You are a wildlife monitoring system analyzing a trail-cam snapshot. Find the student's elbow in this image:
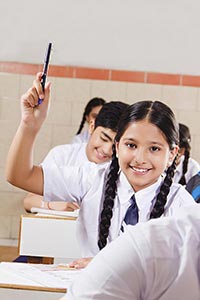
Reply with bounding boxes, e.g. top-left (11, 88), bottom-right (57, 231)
top-left (5, 168), bottom-right (18, 186)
